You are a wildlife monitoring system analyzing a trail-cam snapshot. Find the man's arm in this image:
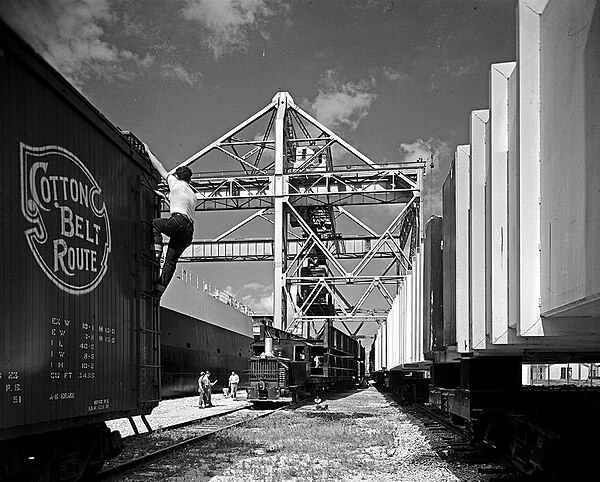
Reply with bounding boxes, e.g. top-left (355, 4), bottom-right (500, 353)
top-left (143, 142), bottom-right (169, 180)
